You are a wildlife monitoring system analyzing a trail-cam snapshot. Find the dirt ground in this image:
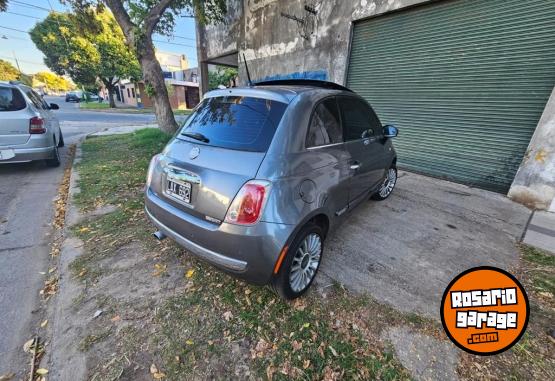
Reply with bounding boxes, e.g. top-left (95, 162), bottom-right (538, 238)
top-left (41, 130), bottom-right (554, 381)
